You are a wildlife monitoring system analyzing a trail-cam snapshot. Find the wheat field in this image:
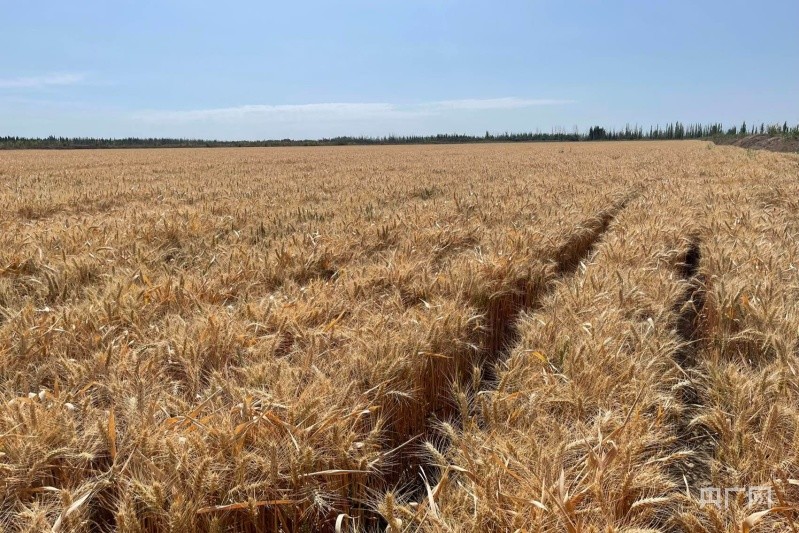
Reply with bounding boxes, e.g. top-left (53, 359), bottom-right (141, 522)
top-left (1, 142), bottom-right (798, 532)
